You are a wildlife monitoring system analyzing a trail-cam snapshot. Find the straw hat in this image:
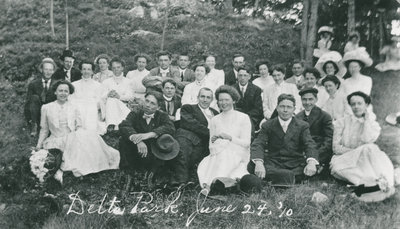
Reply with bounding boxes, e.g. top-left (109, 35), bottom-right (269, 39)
top-left (38, 57), bottom-right (57, 72)
top-left (341, 47), bottom-right (373, 67)
top-left (318, 26), bottom-right (334, 34)
top-left (385, 112), bottom-right (400, 126)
